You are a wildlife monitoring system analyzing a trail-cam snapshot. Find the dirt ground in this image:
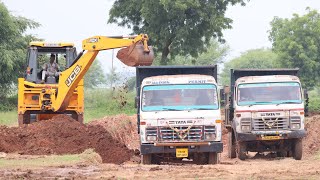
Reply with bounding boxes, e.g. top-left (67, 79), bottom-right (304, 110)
top-left (0, 114), bottom-right (319, 179)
